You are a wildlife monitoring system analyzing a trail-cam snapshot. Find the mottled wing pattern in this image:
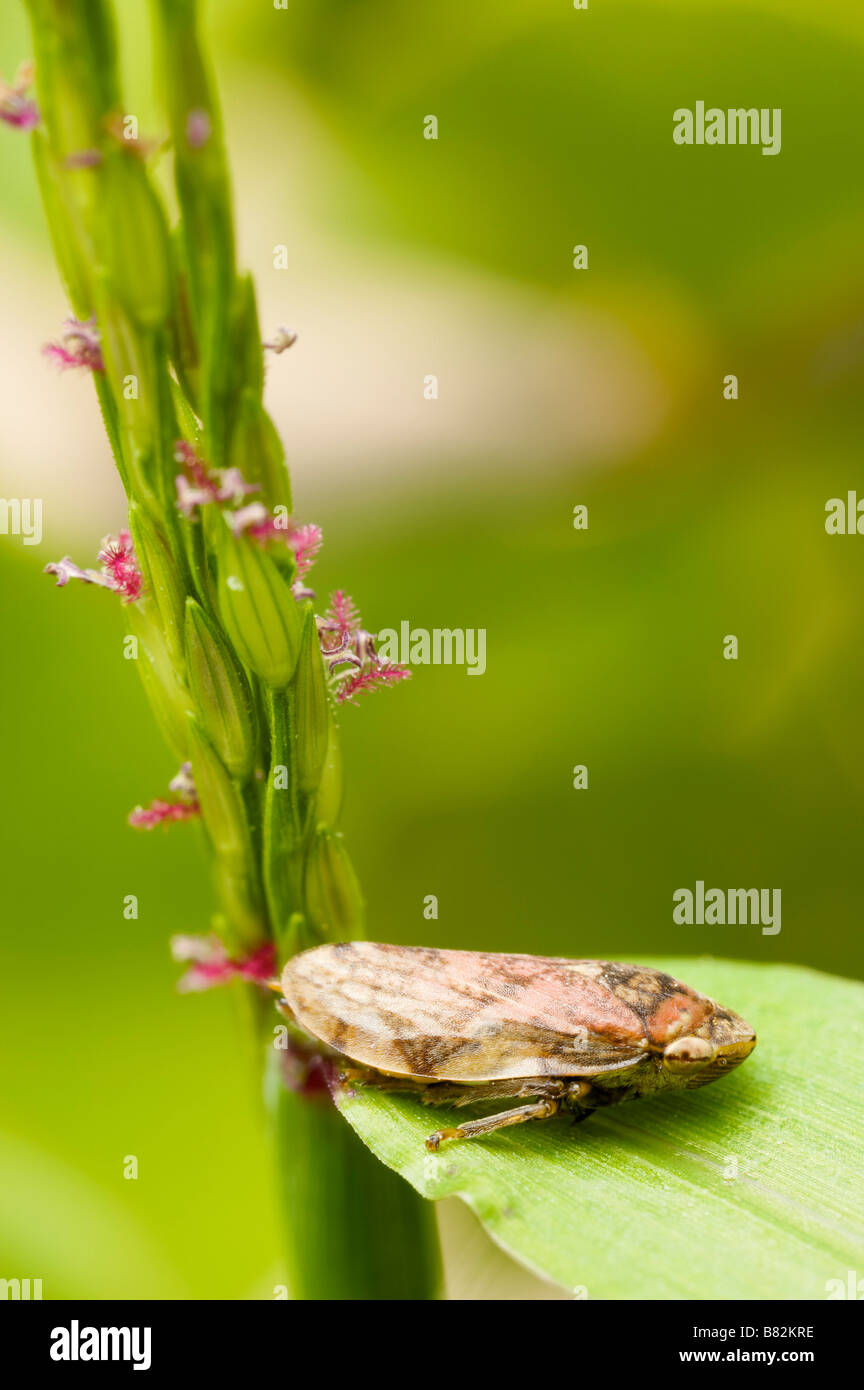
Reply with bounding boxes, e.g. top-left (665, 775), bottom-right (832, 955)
top-left (279, 943), bottom-right (704, 1081)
